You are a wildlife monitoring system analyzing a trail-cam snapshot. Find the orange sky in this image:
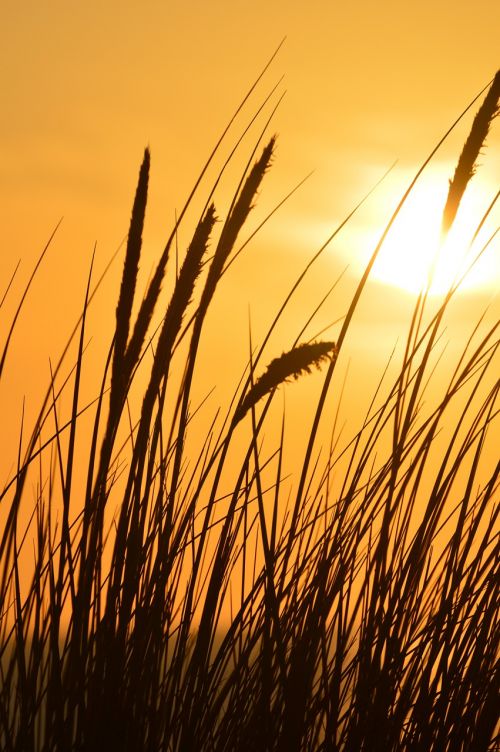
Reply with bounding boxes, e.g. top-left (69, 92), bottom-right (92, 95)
top-left (1, 2), bottom-right (499, 493)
